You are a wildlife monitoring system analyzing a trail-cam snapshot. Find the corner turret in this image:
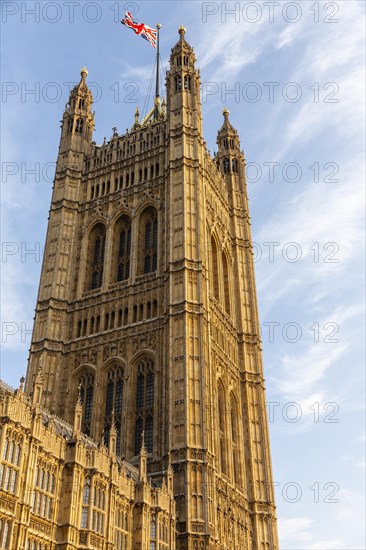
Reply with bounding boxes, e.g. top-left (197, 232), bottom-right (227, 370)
top-left (216, 108), bottom-right (245, 196)
top-left (59, 67), bottom-right (95, 156)
top-left (166, 27), bottom-right (202, 133)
